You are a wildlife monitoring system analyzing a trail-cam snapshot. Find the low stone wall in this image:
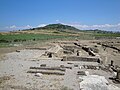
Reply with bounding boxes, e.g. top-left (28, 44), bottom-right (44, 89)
top-left (26, 47), bottom-right (48, 50)
top-left (27, 71), bottom-right (65, 75)
top-left (63, 56), bottom-right (100, 62)
top-left (30, 67), bottom-right (66, 72)
top-left (101, 44), bottom-right (120, 52)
